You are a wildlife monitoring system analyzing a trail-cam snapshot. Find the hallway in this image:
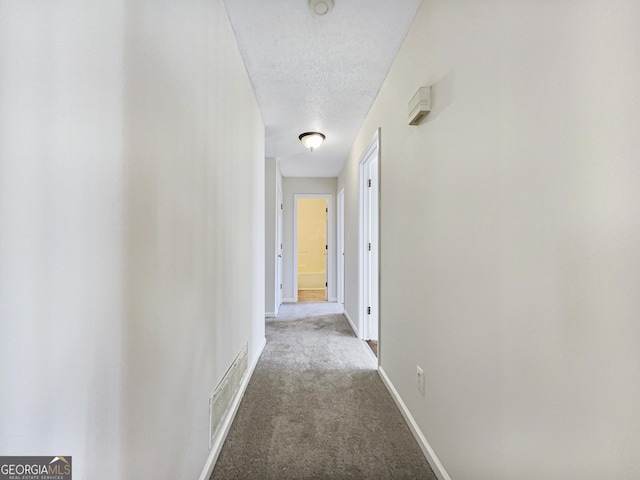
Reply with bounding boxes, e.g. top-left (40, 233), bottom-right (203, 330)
top-left (3, 1), bottom-right (639, 479)
top-left (211, 303), bottom-right (436, 479)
